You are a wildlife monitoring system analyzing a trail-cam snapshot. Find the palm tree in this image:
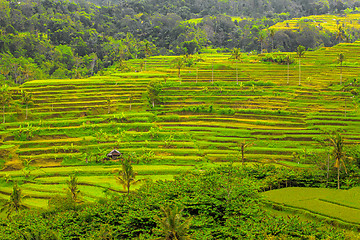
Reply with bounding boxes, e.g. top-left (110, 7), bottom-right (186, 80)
top-left (155, 206), bottom-right (192, 240)
top-left (21, 90), bottom-right (33, 120)
top-left (237, 140), bottom-right (253, 165)
top-left (193, 54), bottom-right (204, 83)
top-left (284, 54), bottom-right (293, 84)
top-left (66, 174), bottom-right (81, 203)
top-left (0, 182), bottom-right (28, 218)
top-left (106, 96), bottom-right (111, 114)
top-left (229, 48), bottom-right (242, 85)
top-left (128, 94), bottom-right (134, 111)
top-left (211, 61), bottom-right (214, 84)
top-left (144, 41), bottom-right (152, 71)
top-left (328, 132), bottom-right (347, 189)
top-left (336, 26), bottom-right (344, 44)
top-left (171, 57), bottom-right (184, 84)
top-left (115, 158), bottom-right (141, 194)
top-left (0, 84), bottom-right (13, 123)
top-left (338, 53), bottom-right (345, 85)
top-left (258, 30), bottom-right (267, 54)
top-left (297, 45), bottom-right (306, 86)
top-left (268, 28), bottom-right (276, 52)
